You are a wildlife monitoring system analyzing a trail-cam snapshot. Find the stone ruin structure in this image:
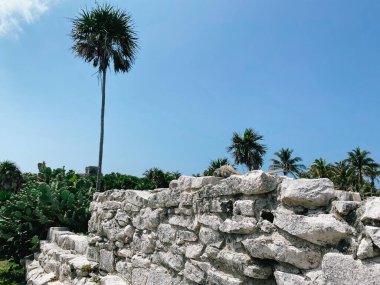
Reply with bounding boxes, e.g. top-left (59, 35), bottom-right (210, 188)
top-left (26, 171), bottom-right (380, 284)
